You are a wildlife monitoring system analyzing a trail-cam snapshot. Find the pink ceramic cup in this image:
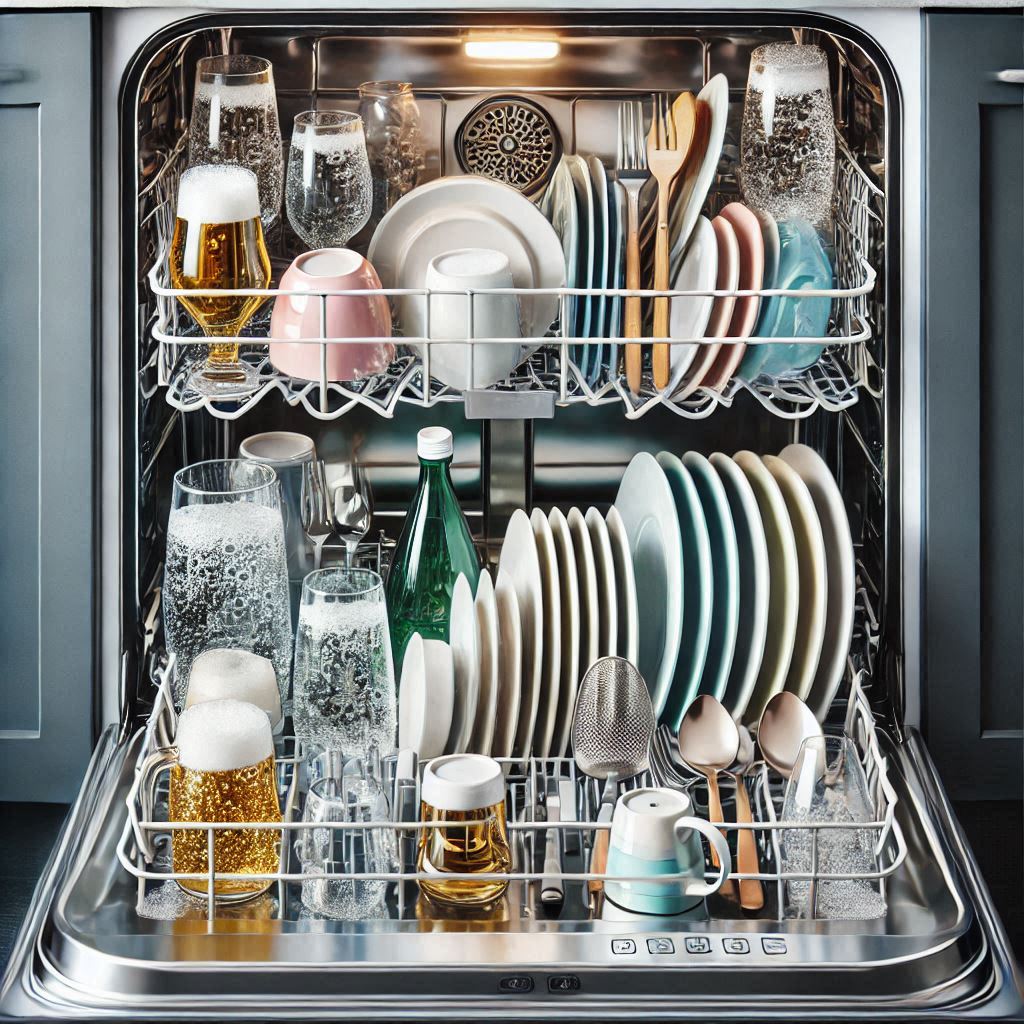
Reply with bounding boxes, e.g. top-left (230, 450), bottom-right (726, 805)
top-left (269, 248), bottom-right (394, 382)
